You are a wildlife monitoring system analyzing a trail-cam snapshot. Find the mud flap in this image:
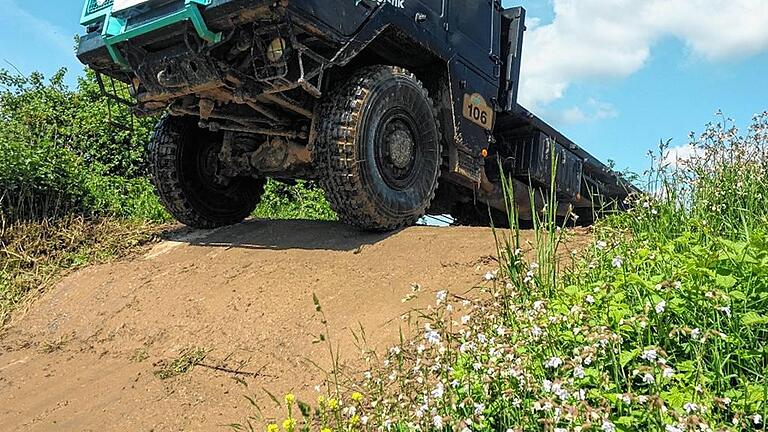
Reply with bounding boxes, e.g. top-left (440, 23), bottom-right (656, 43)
top-left (446, 59), bottom-right (499, 185)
